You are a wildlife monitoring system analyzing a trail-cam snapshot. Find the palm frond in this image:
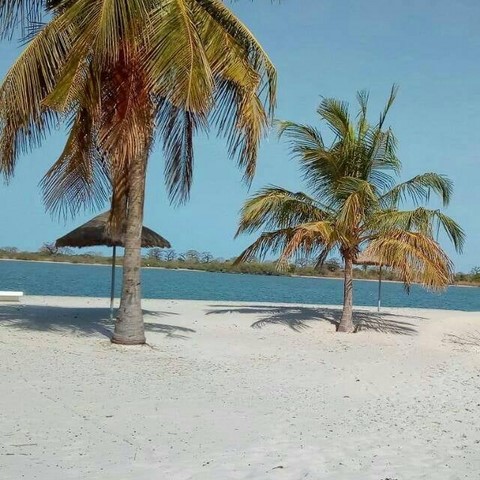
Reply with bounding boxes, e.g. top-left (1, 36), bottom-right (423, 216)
top-left (144, 0), bottom-right (213, 113)
top-left (366, 208), bottom-right (465, 253)
top-left (228, 88), bottom-right (268, 182)
top-left (317, 97), bottom-right (353, 140)
top-left (314, 245), bottom-right (333, 269)
top-left (335, 179), bottom-right (378, 236)
top-left (335, 177), bottom-right (379, 204)
top-left (377, 84), bottom-right (398, 130)
top-left (157, 99), bottom-right (206, 204)
top-left (99, 0), bottom-right (151, 55)
top-left (279, 221), bottom-right (335, 265)
top-left (276, 120), bottom-right (343, 203)
top-left (366, 128), bottom-right (400, 172)
top-left (234, 228), bottom-right (296, 264)
top-left (365, 230), bottom-right (453, 290)
top-left (366, 208), bottom-right (435, 237)
top-left (381, 172), bottom-right (453, 208)
top-left (194, 0), bottom-right (277, 115)
top-left (196, 3), bottom-right (271, 182)
top-left (0, 14), bottom-right (73, 178)
top-left (355, 89), bottom-right (369, 138)
top-left (40, 108), bottom-right (111, 219)
top-left (276, 120), bottom-right (324, 150)
top-left (433, 210), bottom-right (465, 252)
top-left (0, 0), bottom-right (47, 39)
top-left (236, 186), bottom-right (329, 236)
